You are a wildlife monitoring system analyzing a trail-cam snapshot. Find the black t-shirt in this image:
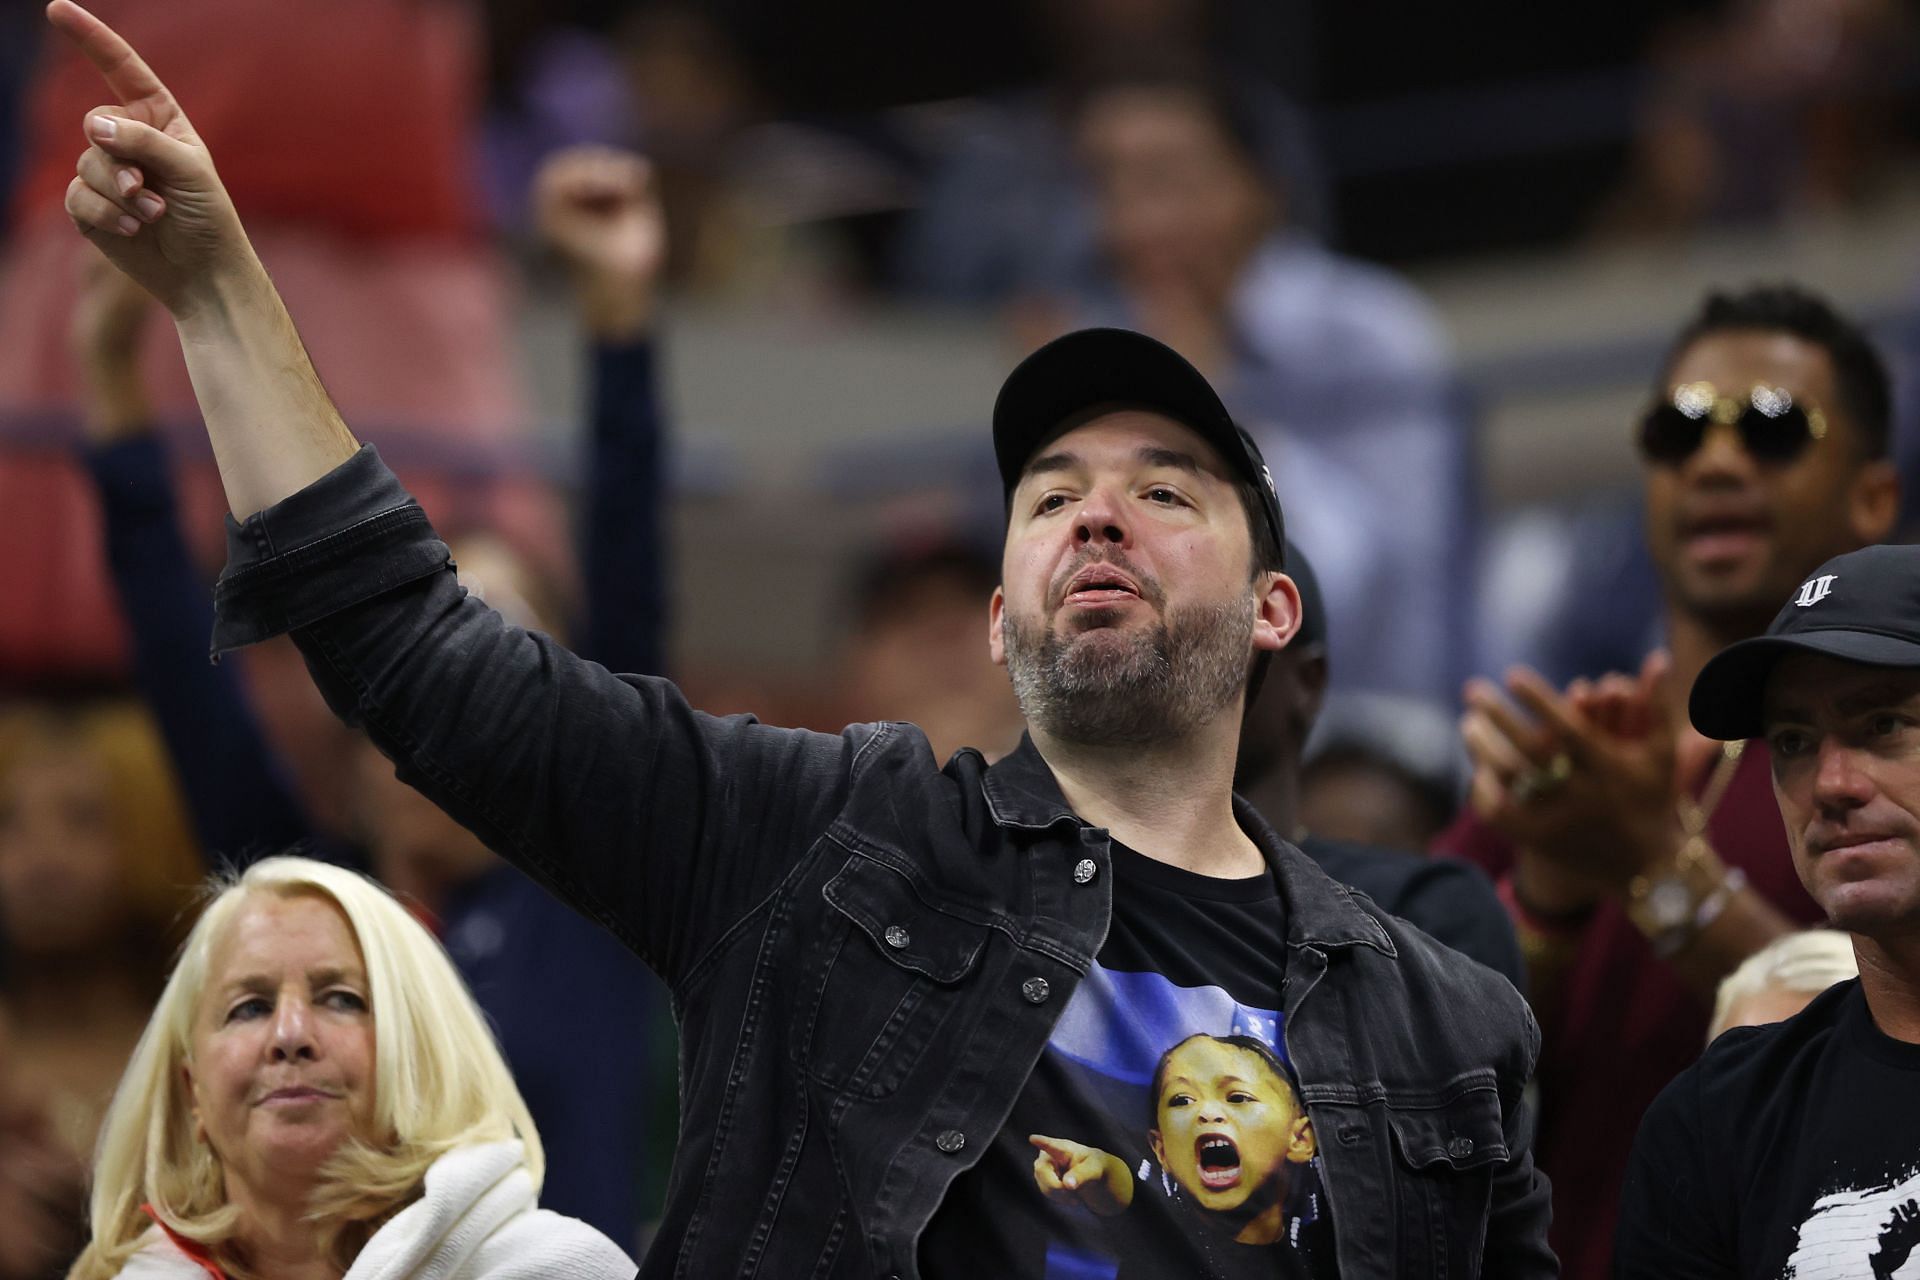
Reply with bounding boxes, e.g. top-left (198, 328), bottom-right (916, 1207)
top-left (1616, 978), bottom-right (1920, 1278)
top-left (920, 841), bottom-right (1337, 1279)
